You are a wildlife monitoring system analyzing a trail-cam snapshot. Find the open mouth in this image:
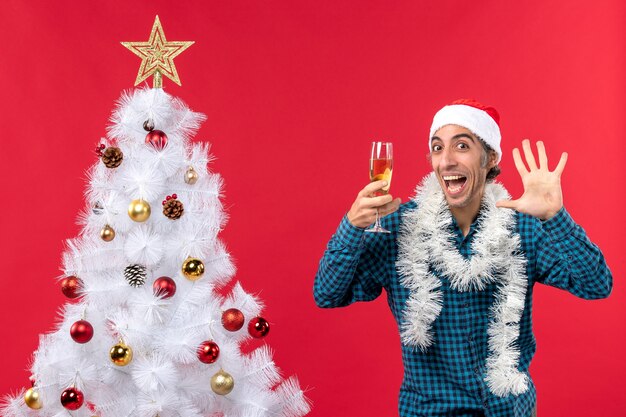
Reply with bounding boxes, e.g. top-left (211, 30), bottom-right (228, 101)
top-left (442, 175), bottom-right (467, 194)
